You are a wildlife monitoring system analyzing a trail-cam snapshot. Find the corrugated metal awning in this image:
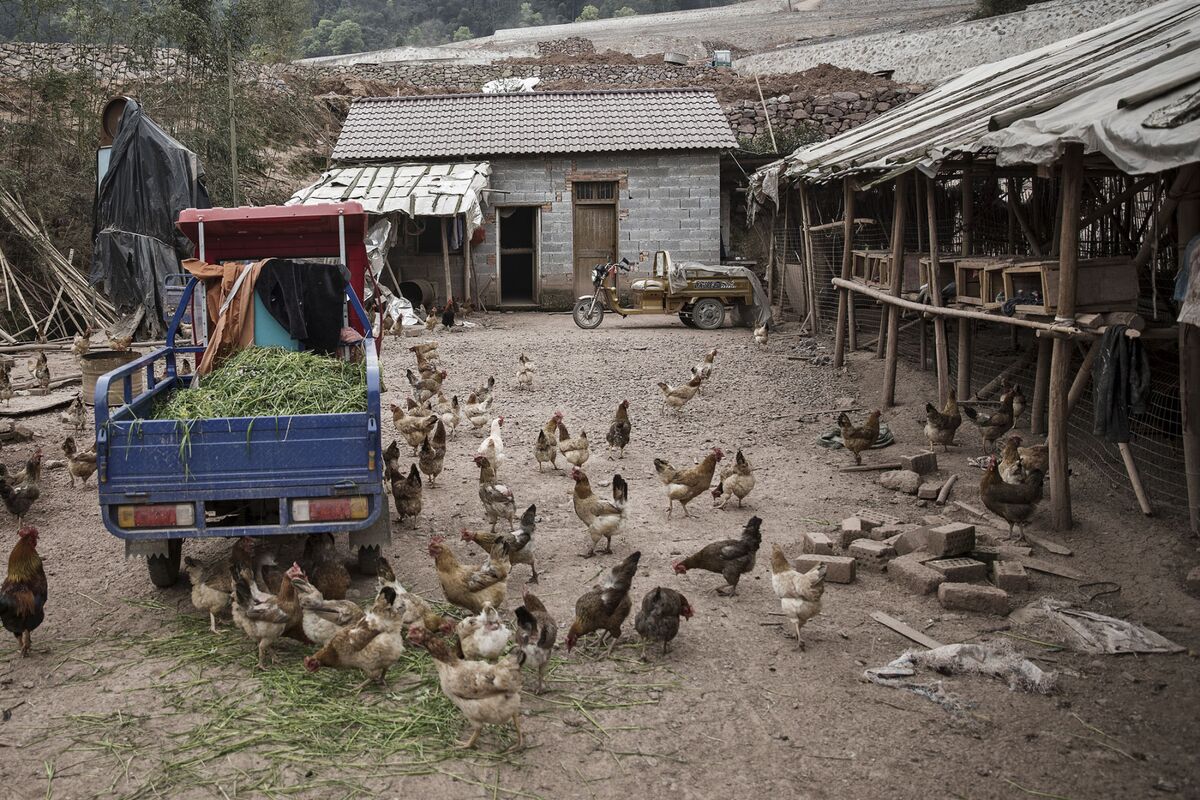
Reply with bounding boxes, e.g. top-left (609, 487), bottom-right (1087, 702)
top-left (287, 162), bottom-right (491, 230)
